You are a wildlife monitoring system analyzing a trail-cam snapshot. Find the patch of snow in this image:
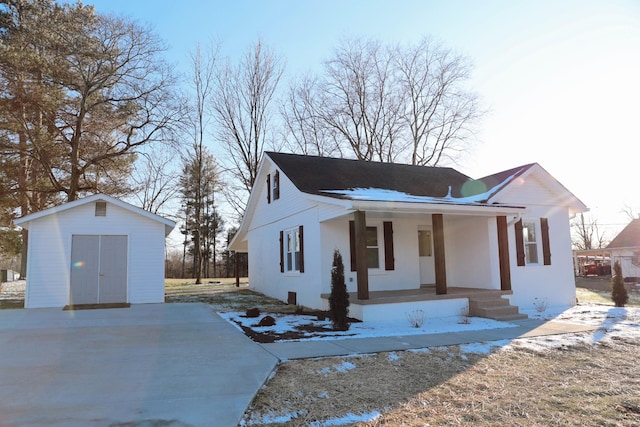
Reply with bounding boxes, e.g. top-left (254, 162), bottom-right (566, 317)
top-left (218, 312), bottom-right (518, 342)
top-left (319, 170), bottom-right (521, 206)
top-left (308, 411), bottom-right (382, 427)
top-left (460, 339), bottom-right (511, 355)
top-left (388, 352), bottom-right (400, 361)
top-left (241, 409), bottom-right (308, 426)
